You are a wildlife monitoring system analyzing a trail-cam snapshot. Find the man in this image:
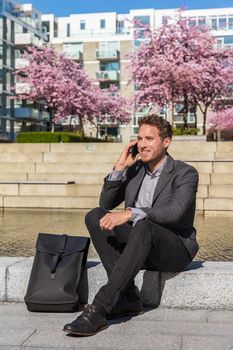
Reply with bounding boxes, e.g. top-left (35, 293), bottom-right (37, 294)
top-left (64, 114), bottom-right (199, 336)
